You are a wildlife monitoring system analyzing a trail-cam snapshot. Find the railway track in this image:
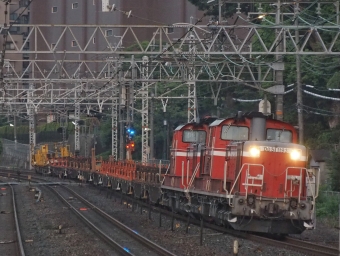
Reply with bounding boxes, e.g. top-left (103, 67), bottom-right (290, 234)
top-left (91, 185), bottom-right (340, 256)
top-left (0, 182), bottom-right (25, 256)
top-left (283, 236), bottom-right (339, 256)
top-left (1, 169), bottom-right (339, 256)
top-left (79, 184), bottom-right (340, 256)
top-left (46, 184), bottom-right (176, 256)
